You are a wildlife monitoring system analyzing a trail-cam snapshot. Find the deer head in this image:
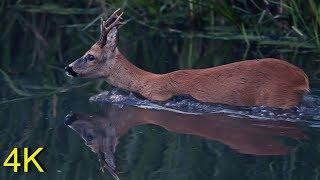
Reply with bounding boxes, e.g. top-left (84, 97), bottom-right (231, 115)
top-left (65, 9), bottom-right (125, 78)
top-left (65, 112), bottom-right (119, 179)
